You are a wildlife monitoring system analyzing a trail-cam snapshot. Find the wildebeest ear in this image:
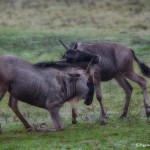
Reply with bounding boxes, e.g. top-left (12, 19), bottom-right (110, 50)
top-left (73, 43), bottom-right (78, 50)
top-left (68, 73), bottom-right (81, 78)
top-left (69, 42), bottom-right (78, 50)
